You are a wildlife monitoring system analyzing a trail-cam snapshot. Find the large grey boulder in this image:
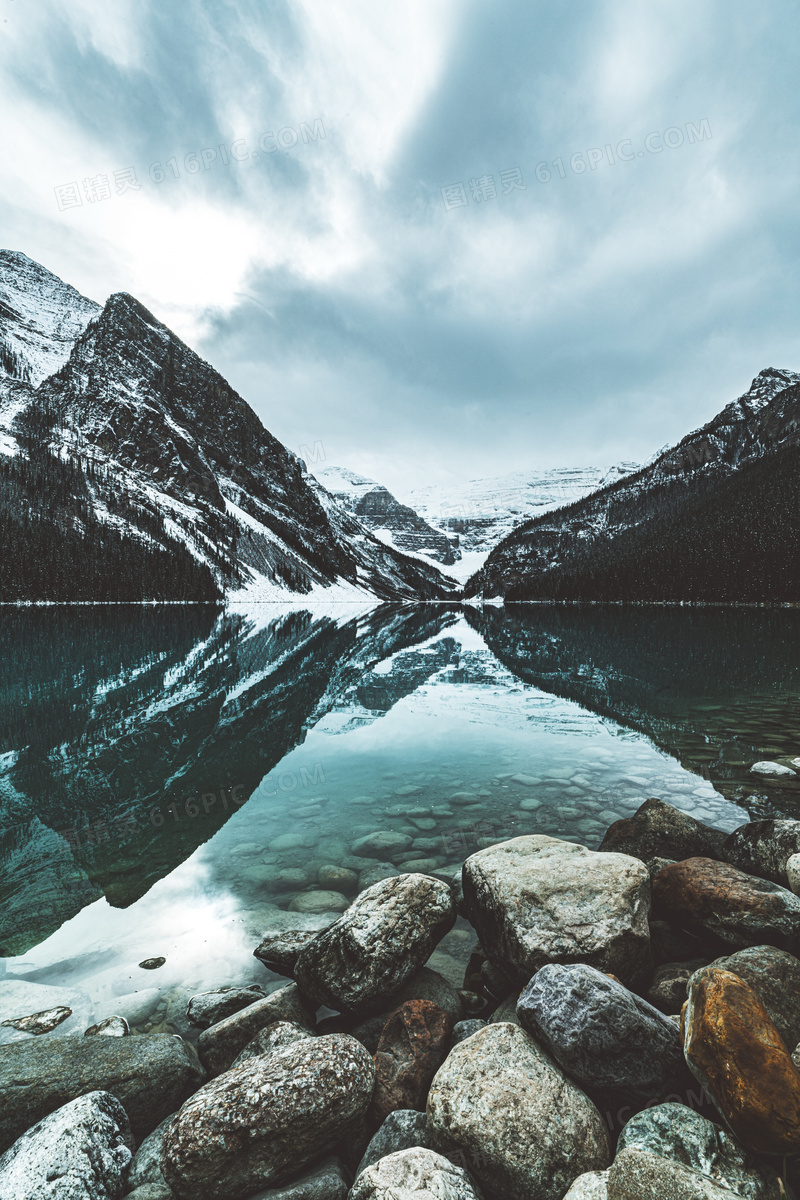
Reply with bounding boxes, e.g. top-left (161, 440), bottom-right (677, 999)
top-left (230, 1020), bottom-right (313, 1068)
top-left (350, 1148), bottom-right (484, 1199)
top-left (599, 799), bottom-right (727, 864)
top-left (0, 1033), bottom-right (204, 1153)
top-left (293, 875), bottom-right (455, 1017)
top-left (128, 1112), bottom-right (175, 1193)
top-left (161, 1034), bottom-right (374, 1199)
top-left (426, 1022), bottom-right (610, 1200)
top-left (463, 837), bottom-right (652, 986)
top-left (607, 1147), bottom-right (754, 1199)
top-left (355, 1110), bottom-right (433, 1180)
top-left (516, 964), bottom-right (685, 1108)
top-left (696, 945), bottom-right (800, 1051)
top-left (197, 983), bottom-right (315, 1076)
top-left (723, 819), bottom-right (800, 886)
top-left (186, 984), bottom-right (265, 1029)
top-left (616, 1103), bottom-right (781, 1199)
top-left (0, 1090), bottom-right (132, 1200)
